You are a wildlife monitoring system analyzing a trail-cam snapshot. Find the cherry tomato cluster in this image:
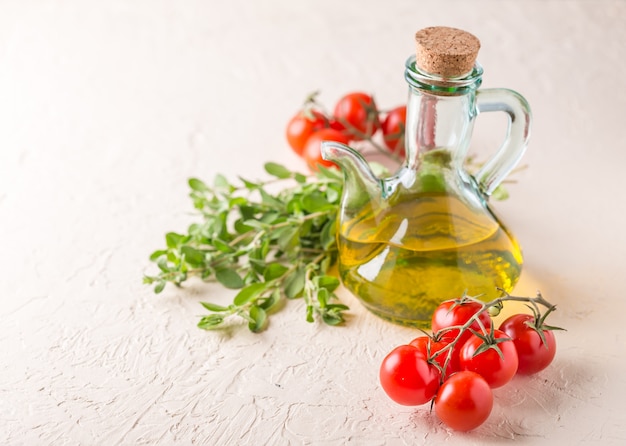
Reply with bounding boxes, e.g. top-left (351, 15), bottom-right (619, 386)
top-left (285, 92), bottom-right (407, 170)
top-left (379, 296), bottom-right (560, 432)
